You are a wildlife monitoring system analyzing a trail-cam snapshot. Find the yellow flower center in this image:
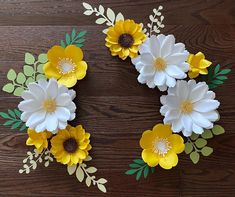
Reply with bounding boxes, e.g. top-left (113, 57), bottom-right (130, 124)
top-left (181, 100), bottom-right (193, 113)
top-left (63, 138), bottom-right (78, 153)
top-left (153, 138), bottom-right (171, 156)
top-left (43, 99), bottom-right (56, 113)
top-left (58, 58), bottom-right (76, 74)
top-left (154, 58), bottom-right (166, 71)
